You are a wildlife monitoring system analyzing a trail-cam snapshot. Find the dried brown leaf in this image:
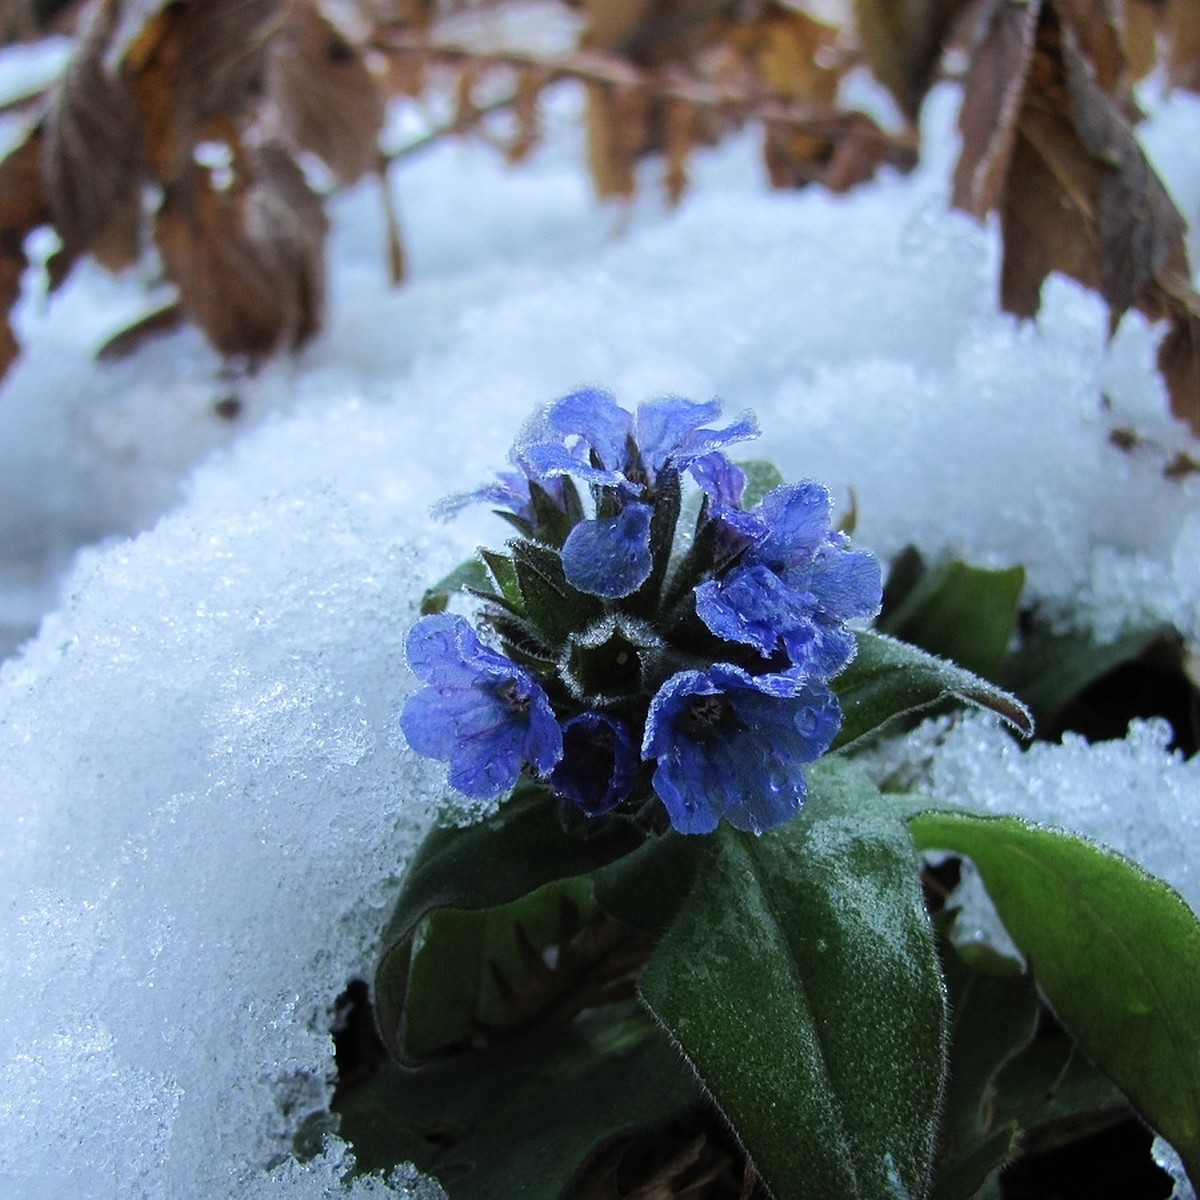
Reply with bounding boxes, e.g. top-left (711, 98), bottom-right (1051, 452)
top-left (267, 0), bottom-right (385, 185)
top-left (580, 0), bottom-right (657, 53)
top-left (451, 61), bottom-right (483, 131)
top-left (662, 95), bottom-right (692, 205)
top-left (0, 123), bottom-right (51, 381)
top-left (955, 0), bottom-right (1200, 434)
top-left (952, 0), bottom-right (1041, 216)
top-left (124, 0), bottom-right (287, 182)
top-left (377, 162), bottom-right (406, 285)
top-left (854, 0), bottom-right (971, 123)
top-left (95, 298), bottom-right (183, 360)
top-left (1120, 0), bottom-right (1161, 80)
top-left (1117, 0), bottom-right (1200, 90)
top-left (732, 4), bottom-right (845, 189)
top-left (505, 64), bottom-right (546, 165)
top-left (42, 1), bottom-right (142, 255)
top-left (1055, 0), bottom-right (1127, 93)
top-left (585, 80), bottom-right (648, 199)
top-left (1162, 0), bottom-right (1200, 90)
top-left (153, 142), bottom-right (327, 359)
top-left (742, 4), bottom-right (841, 101)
